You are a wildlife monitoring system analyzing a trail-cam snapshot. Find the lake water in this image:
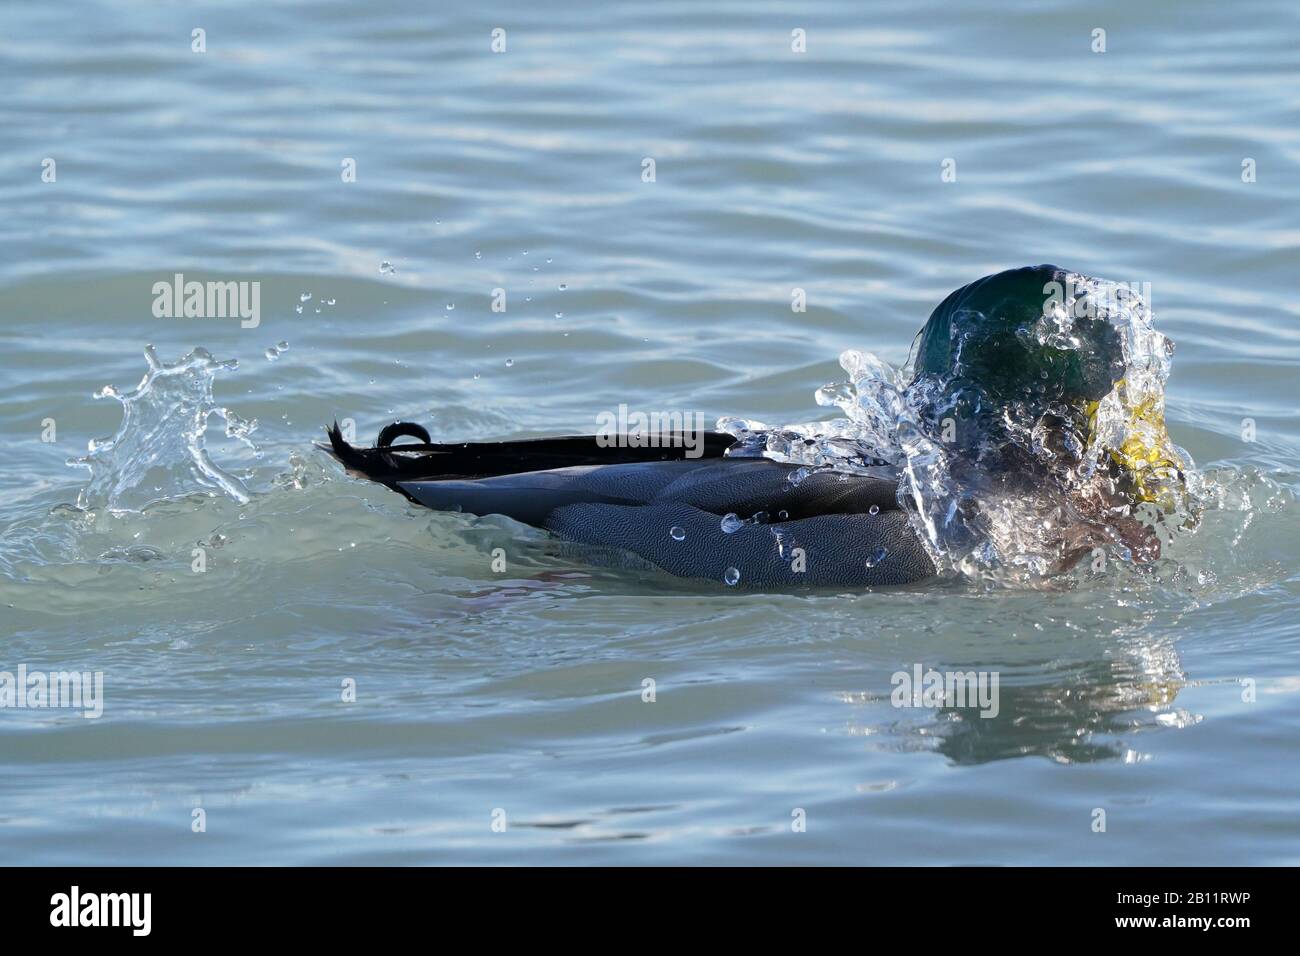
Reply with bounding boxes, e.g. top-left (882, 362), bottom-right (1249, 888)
top-left (1, 0), bottom-right (1298, 865)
